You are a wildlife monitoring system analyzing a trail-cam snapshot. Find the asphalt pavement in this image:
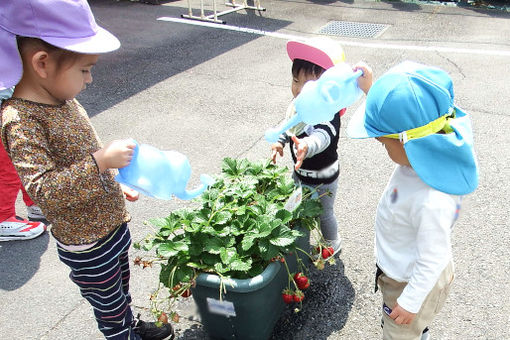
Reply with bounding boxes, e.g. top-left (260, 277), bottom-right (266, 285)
top-left (1, 0), bottom-right (509, 339)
